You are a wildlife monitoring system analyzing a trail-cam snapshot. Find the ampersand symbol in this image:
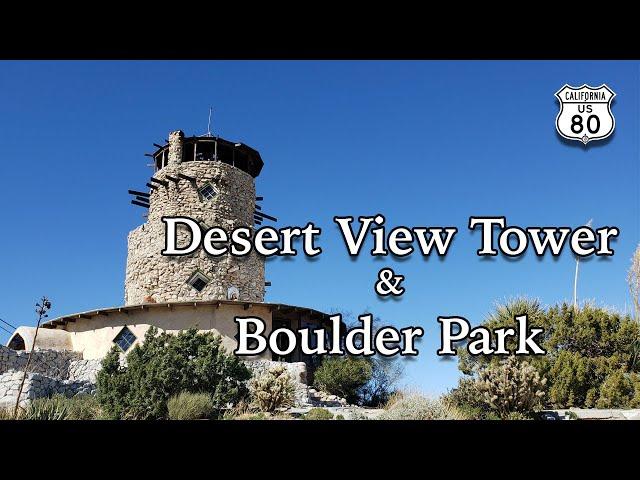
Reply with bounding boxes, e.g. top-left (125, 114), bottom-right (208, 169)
top-left (375, 268), bottom-right (405, 297)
